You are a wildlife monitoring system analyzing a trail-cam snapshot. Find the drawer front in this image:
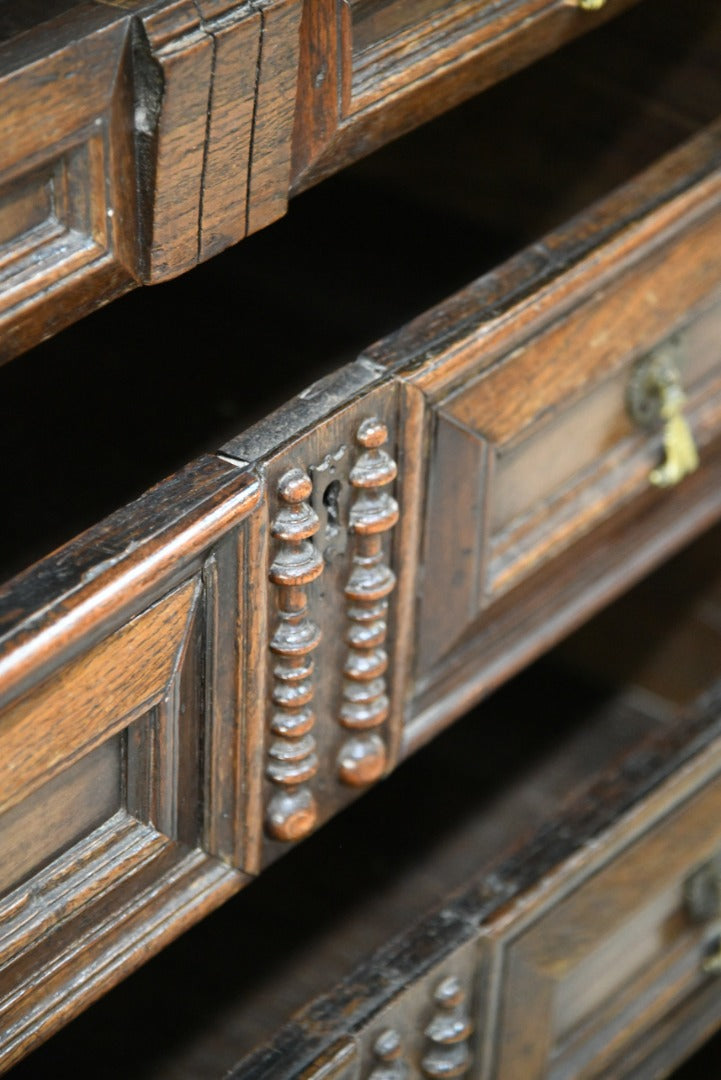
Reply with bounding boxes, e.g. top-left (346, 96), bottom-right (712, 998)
top-left (6, 16), bottom-right (721, 1066)
top-left (235, 937), bottom-right (480, 1080)
top-left (444, 292), bottom-right (721, 613)
top-left (0, 1), bottom-right (302, 361)
top-left (222, 376), bottom-right (416, 870)
top-left (292, 0), bottom-right (640, 189)
top-left (351, 944), bottom-right (478, 1080)
top-left (496, 771), bottom-right (721, 1079)
top-left (0, 9), bottom-right (136, 362)
top-left (359, 120), bottom-right (721, 704)
top-left (0, 459), bottom-right (261, 1068)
